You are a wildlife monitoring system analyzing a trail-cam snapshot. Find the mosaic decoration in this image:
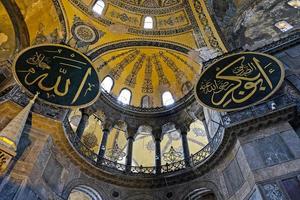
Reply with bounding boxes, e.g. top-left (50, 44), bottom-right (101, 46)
top-left (166, 50), bottom-right (196, 73)
top-left (193, 0), bottom-right (223, 52)
top-left (125, 54), bottom-right (146, 87)
top-left (195, 52), bottom-right (285, 111)
top-left (98, 49), bottom-right (136, 71)
top-left (105, 143), bottom-right (126, 162)
top-left (142, 57), bottom-right (154, 93)
top-left (146, 140), bottom-right (155, 152)
top-left (122, 0), bottom-right (181, 8)
top-left (163, 146), bottom-right (183, 163)
top-left (159, 51), bottom-right (186, 84)
top-left (32, 23), bottom-right (62, 45)
top-left (110, 50), bottom-right (140, 79)
top-left (13, 44), bottom-right (100, 108)
top-left (82, 132), bottom-right (98, 149)
top-left (153, 53), bottom-right (170, 86)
